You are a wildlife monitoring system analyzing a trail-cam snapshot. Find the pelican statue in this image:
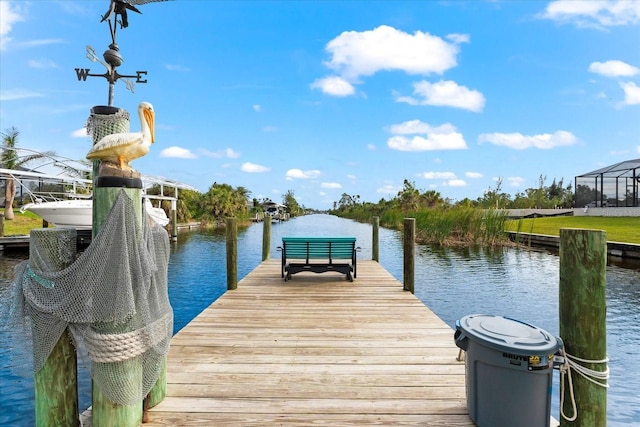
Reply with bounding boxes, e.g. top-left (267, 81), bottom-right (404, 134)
top-left (87, 101), bottom-right (155, 171)
top-left (100, 0), bottom-right (170, 29)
